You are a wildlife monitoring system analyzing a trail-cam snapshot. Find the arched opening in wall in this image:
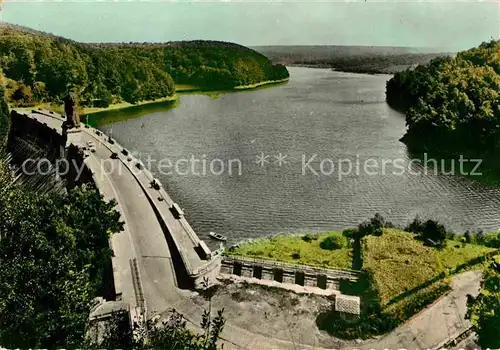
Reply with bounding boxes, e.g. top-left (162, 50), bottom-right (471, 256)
top-left (274, 269), bottom-right (283, 283)
top-left (253, 265), bottom-right (262, 279)
top-left (295, 271), bottom-right (305, 286)
top-left (317, 274), bottom-right (327, 289)
top-left (233, 262), bottom-right (242, 276)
